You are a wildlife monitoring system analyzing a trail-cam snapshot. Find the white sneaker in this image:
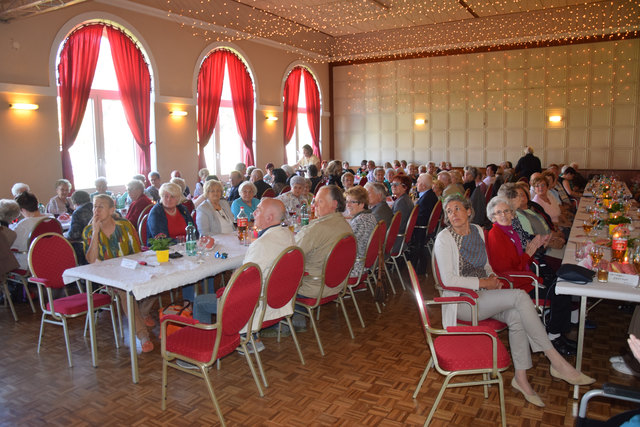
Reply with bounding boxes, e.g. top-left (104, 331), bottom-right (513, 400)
top-left (176, 359), bottom-right (198, 370)
top-left (609, 355), bottom-right (624, 364)
top-left (612, 361), bottom-right (634, 376)
top-left (237, 340), bottom-right (265, 355)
